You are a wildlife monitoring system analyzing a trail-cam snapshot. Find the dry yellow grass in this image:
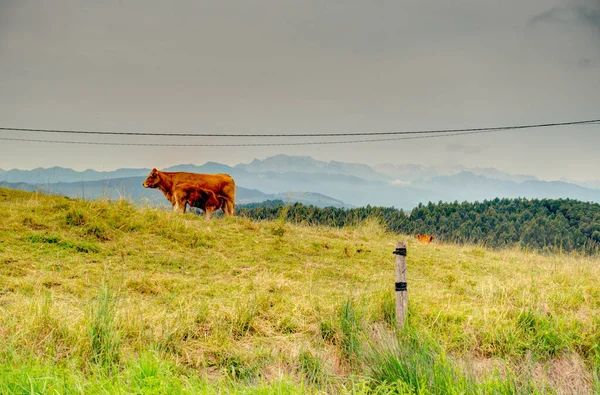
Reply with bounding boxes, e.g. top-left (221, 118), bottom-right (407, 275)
top-left (0, 188), bottom-right (598, 393)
